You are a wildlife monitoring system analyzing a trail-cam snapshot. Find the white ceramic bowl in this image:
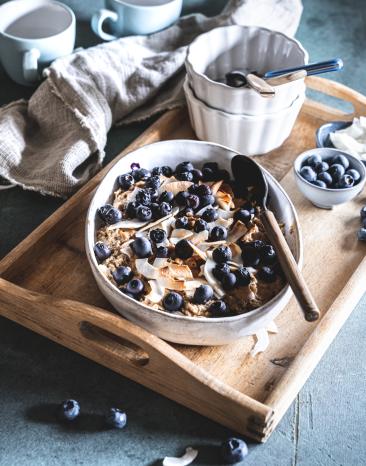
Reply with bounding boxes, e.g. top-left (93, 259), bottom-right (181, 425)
top-left (86, 140), bottom-right (303, 345)
top-left (184, 77), bottom-right (305, 156)
top-left (294, 148), bottom-right (366, 209)
top-left (185, 25), bottom-right (308, 116)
